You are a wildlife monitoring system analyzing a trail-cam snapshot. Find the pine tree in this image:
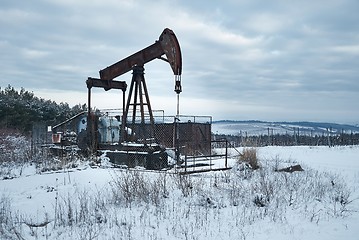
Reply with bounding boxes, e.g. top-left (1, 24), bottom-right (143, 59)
top-left (0, 85), bottom-right (86, 133)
